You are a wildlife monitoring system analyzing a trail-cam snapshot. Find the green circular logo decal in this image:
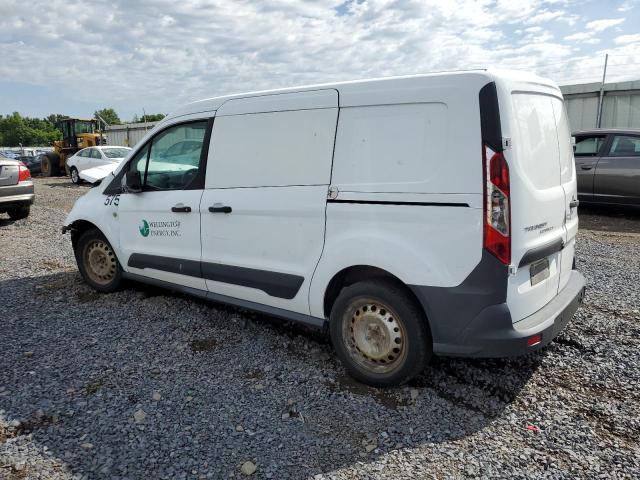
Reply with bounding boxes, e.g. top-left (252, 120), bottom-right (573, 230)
top-left (139, 219), bottom-right (150, 237)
